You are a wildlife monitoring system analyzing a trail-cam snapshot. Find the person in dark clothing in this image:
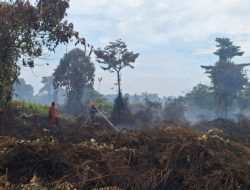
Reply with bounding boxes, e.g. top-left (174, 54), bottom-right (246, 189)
top-left (90, 104), bottom-right (98, 124)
